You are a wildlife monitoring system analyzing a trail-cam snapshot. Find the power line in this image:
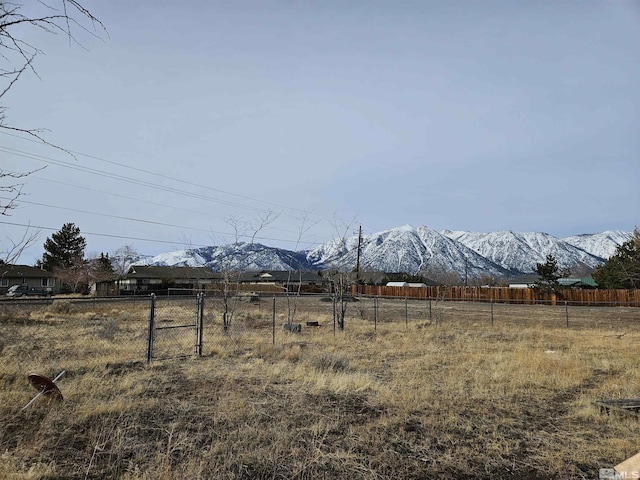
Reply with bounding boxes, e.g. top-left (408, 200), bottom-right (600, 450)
top-left (0, 220), bottom-right (211, 248)
top-left (0, 130), bottom-right (330, 221)
top-left (0, 195), bottom-right (322, 246)
top-left (28, 175), bottom-right (318, 240)
top-left (0, 145), bottom-right (275, 213)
